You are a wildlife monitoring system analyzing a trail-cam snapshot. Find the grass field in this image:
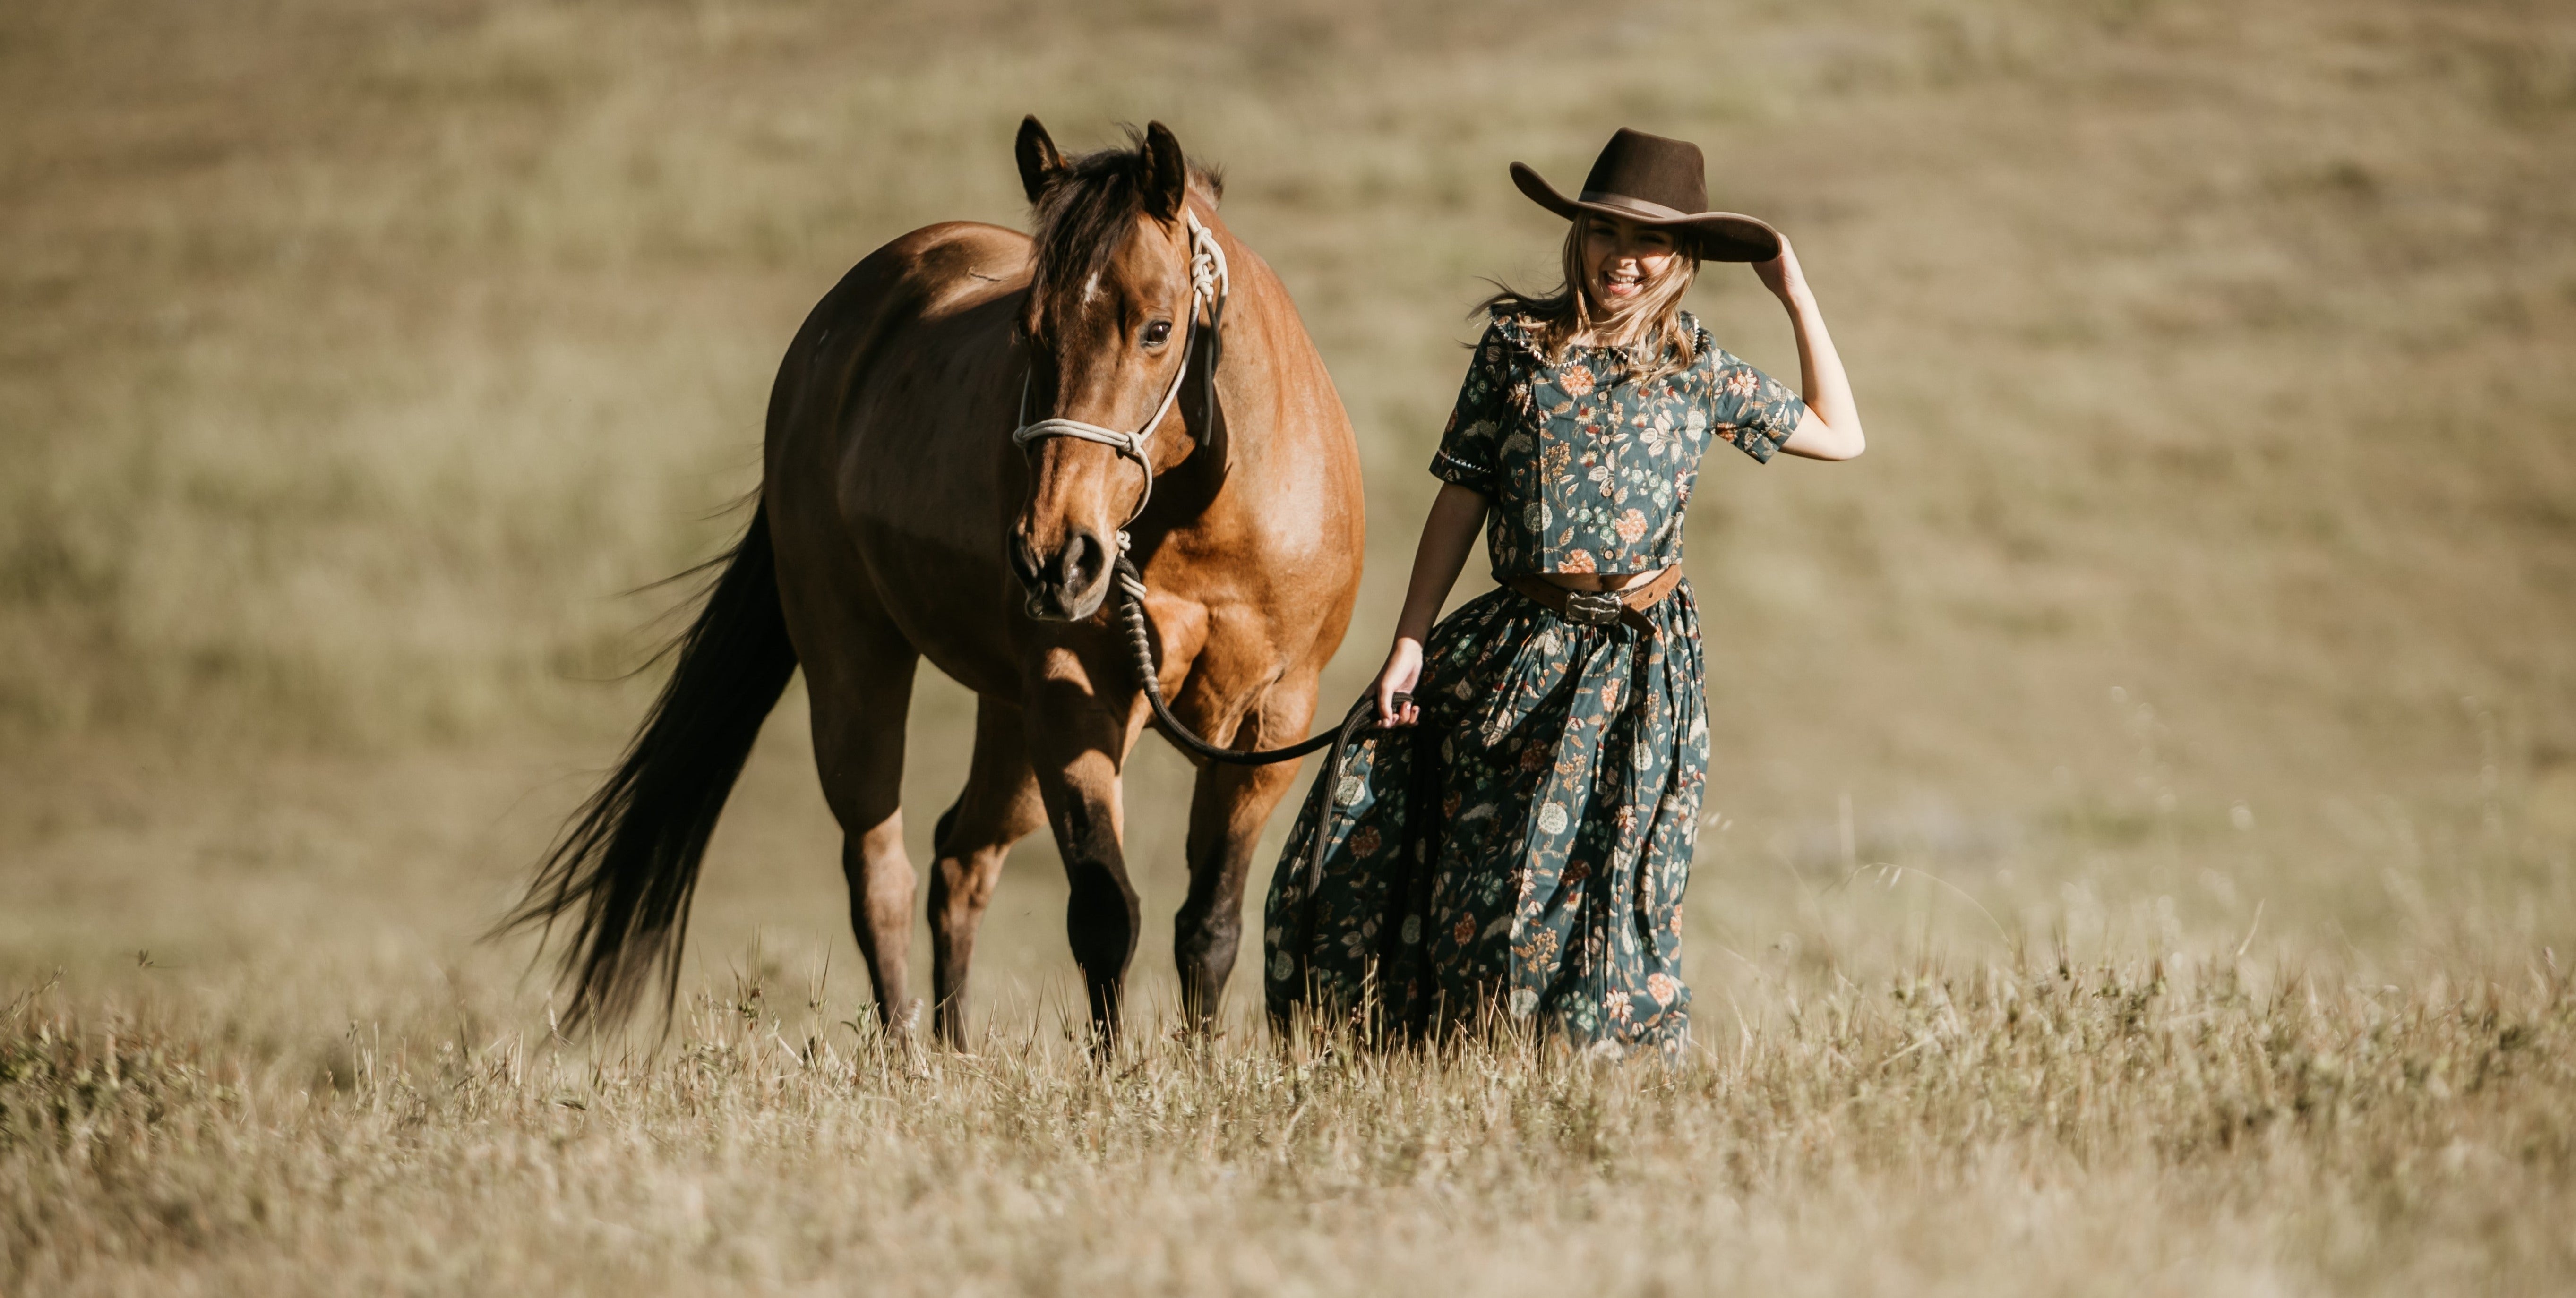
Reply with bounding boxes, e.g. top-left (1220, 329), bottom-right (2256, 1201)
top-left (4, 0), bottom-right (2574, 1291)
